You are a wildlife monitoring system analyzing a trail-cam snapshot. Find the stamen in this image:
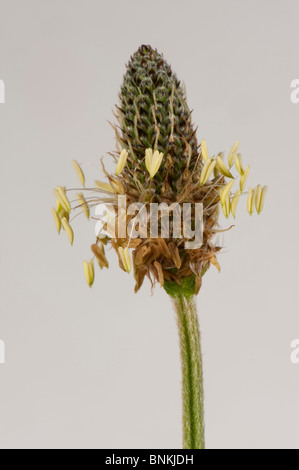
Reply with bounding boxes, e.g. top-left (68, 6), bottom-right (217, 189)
top-left (115, 149), bottom-right (128, 175)
top-left (216, 156), bottom-right (234, 178)
top-left (231, 190), bottom-right (241, 218)
top-left (76, 193), bottom-right (90, 219)
top-left (118, 247), bottom-right (131, 273)
top-left (256, 185), bottom-right (268, 214)
top-left (234, 154), bottom-right (244, 175)
top-left (61, 217), bottom-right (74, 245)
top-left (220, 180), bottom-right (235, 206)
top-left (201, 139), bottom-right (209, 162)
top-left (240, 165), bottom-right (250, 192)
top-left (200, 159), bottom-right (217, 185)
top-left (95, 181), bottom-right (116, 193)
top-left (53, 186), bottom-right (71, 213)
top-left (247, 187), bottom-right (255, 215)
top-left (72, 160), bottom-right (85, 187)
top-left (51, 208), bottom-right (61, 233)
top-left (228, 141), bottom-right (240, 167)
top-left (83, 259), bottom-right (94, 287)
top-left (145, 148), bottom-right (164, 178)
